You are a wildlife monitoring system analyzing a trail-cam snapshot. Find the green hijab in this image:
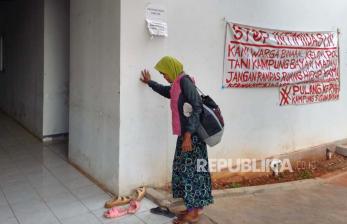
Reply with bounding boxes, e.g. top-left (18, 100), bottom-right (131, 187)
top-left (154, 56), bottom-right (184, 82)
